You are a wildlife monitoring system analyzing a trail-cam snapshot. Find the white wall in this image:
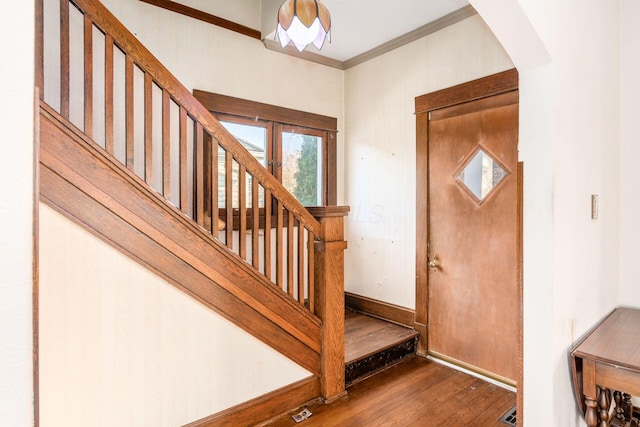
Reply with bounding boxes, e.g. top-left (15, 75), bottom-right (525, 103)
top-left (346, 1), bottom-right (627, 426)
top-left (39, 205), bottom-right (310, 426)
top-left (471, 0), bottom-right (623, 426)
top-left (343, 15), bottom-right (513, 308)
top-left (620, 0), bottom-right (640, 308)
top-left (0, 2), bottom-right (34, 426)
